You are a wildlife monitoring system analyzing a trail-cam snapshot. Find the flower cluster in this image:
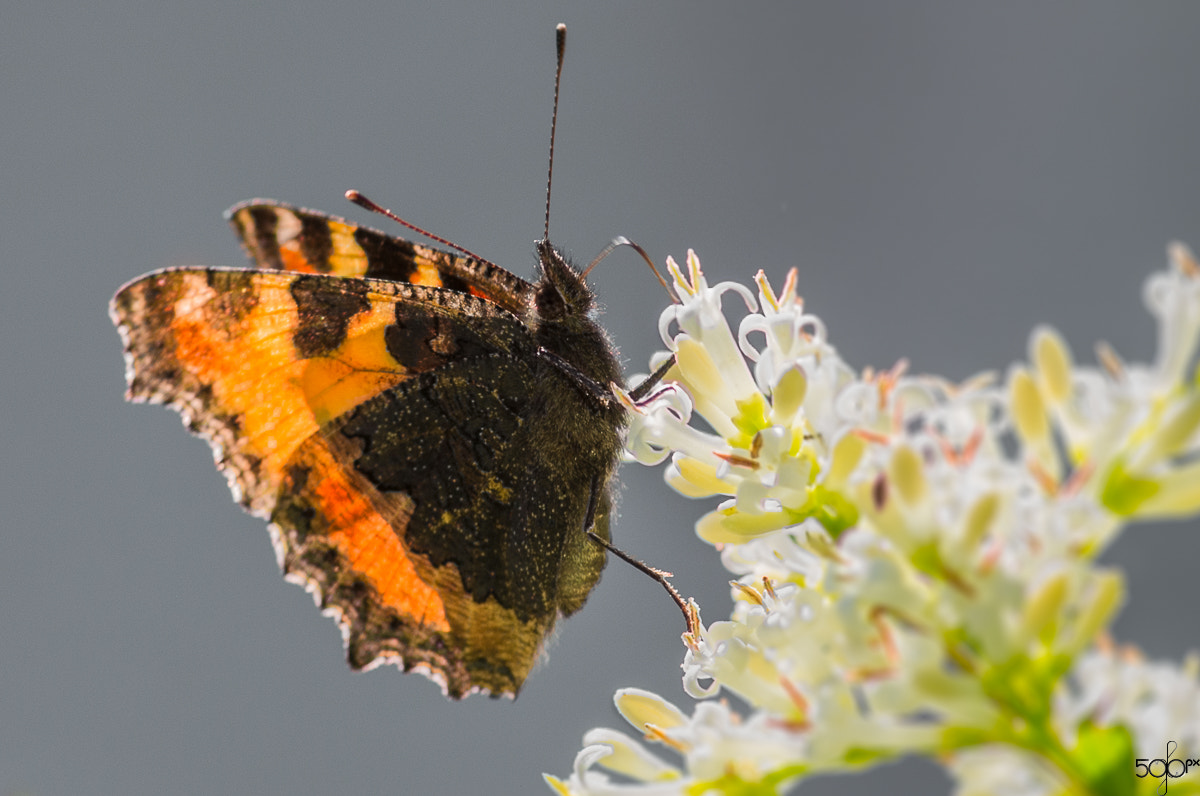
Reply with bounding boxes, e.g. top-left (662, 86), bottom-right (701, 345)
top-left (546, 246), bottom-right (1200, 795)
